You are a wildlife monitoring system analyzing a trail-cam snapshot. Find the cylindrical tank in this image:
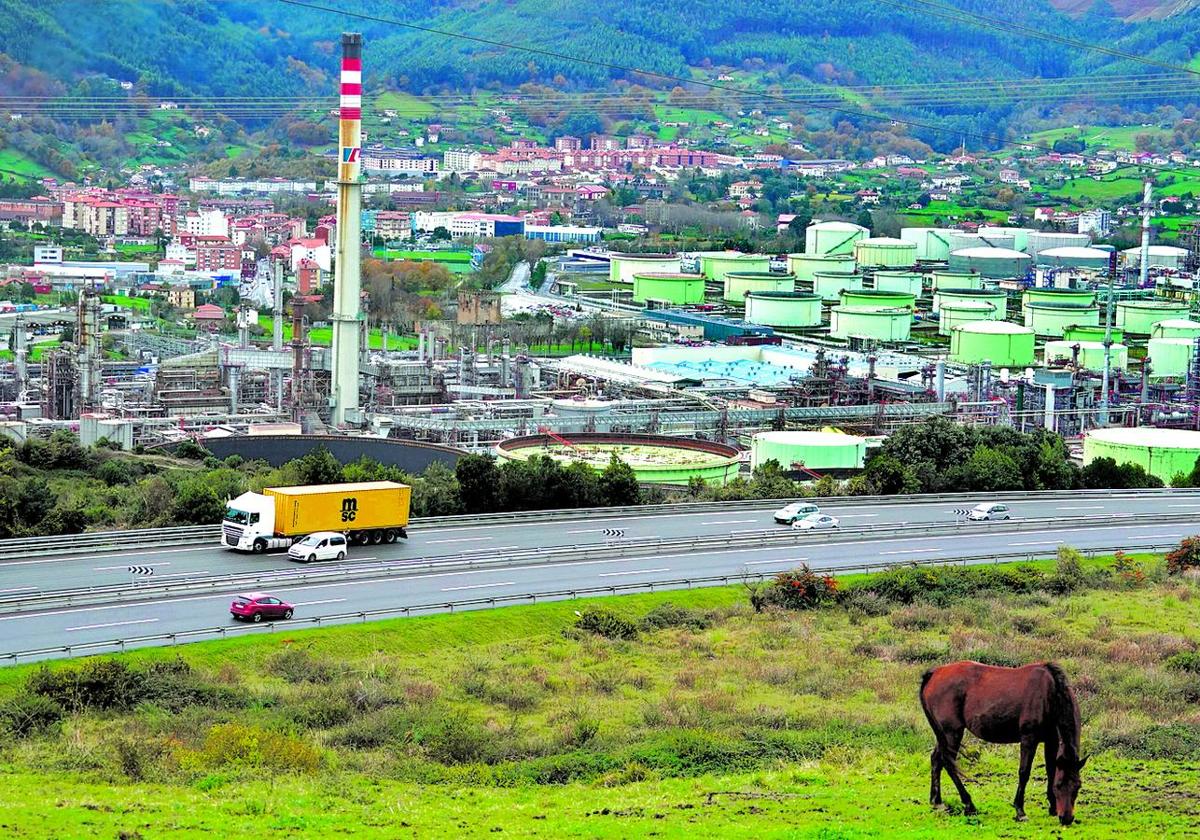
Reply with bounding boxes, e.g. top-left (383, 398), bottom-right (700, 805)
top-left (632, 272), bottom-right (705, 305)
top-left (949, 231), bottom-right (1016, 252)
top-left (830, 305), bottom-right (912, 341)
top-left (1022, 287), bottom-right (1097, 308)
top-left (750, 430), bottom-right (867, 471)
top-left (1035, 246), bottom-right (1112, 270)
top-left (939, 301), bottom-right (998, 336)
top-left (979, 226), bottom-right (1035, 253)
top-left (1115, 300), bottom-right (1191, 335)
top-left (608, 252), bottom-right (680, 283)
top-left (812, 271), bottom-right (865, 302)
top-left (933, 287), bottom-right (1008, 316)
top-left (1151, 319), bottom-right (1200, 339)
top-left (1122, 245), bottom-right (1190, 270)
top-left (1083, 427), bottom-right (1200, 483)
top-left (950, 321), bottom-right (1036, 366)
top-left (1063, 324), bottom-right (1124, 344)
top-left (1024, 302), bottom-right (1100, 337)
top-left (872, 270), bottom-right (923, 297)
top-left (949, 247), bottom-right (1032, 279)
top-left (1044, 340), bottom-right (1128, 372)
top-left (722, 271), bottom-right (794, 303)
top-left (1147, 338), bottom-right (1195, 378)
top-left (787, 252), bottom-right (856, 282)
top-left (931, 270), bottom-right (983, 291)
top-left (854, 237), bottom-right (918, 268)
top-left (702, 253), bottom-right (772, 283)
top-left (840, 288), bottom-right (916, 310)
top-left (805, 221), bottom-right (869, 255)
top-left (744, 291), bottom-right (823, 327)
top-left (901, 227), bottom-right (956, 261)
top-left (1026, 231), bottom-right (1090, 257)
